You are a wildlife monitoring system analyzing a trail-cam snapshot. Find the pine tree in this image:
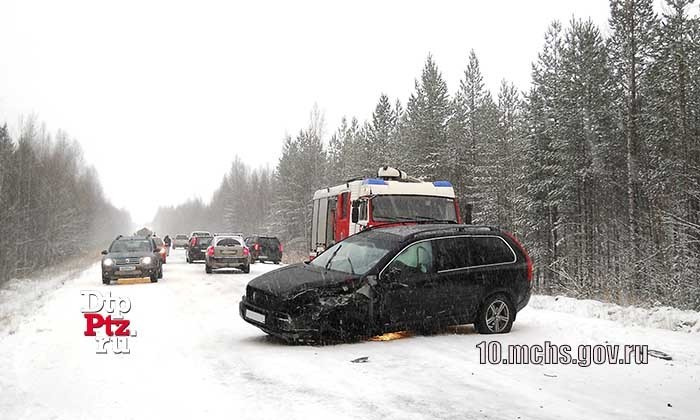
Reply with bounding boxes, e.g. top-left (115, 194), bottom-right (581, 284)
top-left (608, 0), bottom-right (658, 284)
top-left (405, 54), bottom-right (451, 179)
